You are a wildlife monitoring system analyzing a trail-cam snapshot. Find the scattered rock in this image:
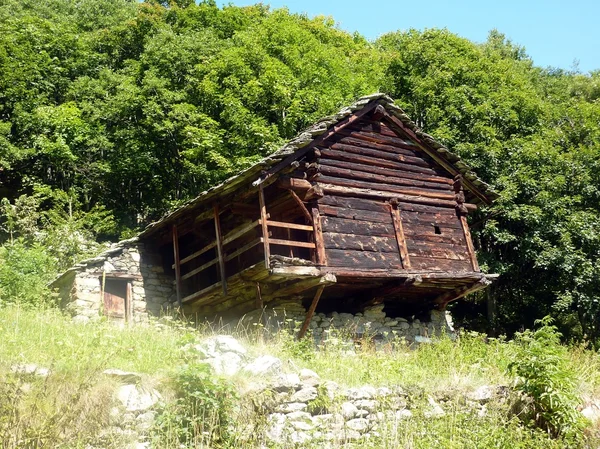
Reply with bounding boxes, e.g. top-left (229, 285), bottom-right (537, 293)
top-left (424, 396), bottom-right (445, 418)
top-left (276, 402), bottom-right (307, 413)
top-left (117, 385), bottom-right (161, 412)
top-left (10, 363), bottom-right (51, 378)
top-left (244, 355), bottom-right (282, 376)
top-left (273, 373), bottom-right (301, 392)
top-left (299, 368), bottom-right (321, 386)
top-left (341, 401), bottom-right (360, 419)
top-left (206, 352), bottom-right (244, 376)
top-left (345, 417), bottom-right (370, 432)
top-left (468, 385), bottom-right (495, 403)
top-left (291, 386), bottom-right (318, 403)
top-left (103, 369), bottom-right (141, 384)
